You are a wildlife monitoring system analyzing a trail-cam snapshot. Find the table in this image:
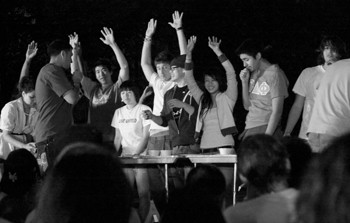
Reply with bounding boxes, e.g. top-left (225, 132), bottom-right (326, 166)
top-left (120, 154), bottom-right (237, 204)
